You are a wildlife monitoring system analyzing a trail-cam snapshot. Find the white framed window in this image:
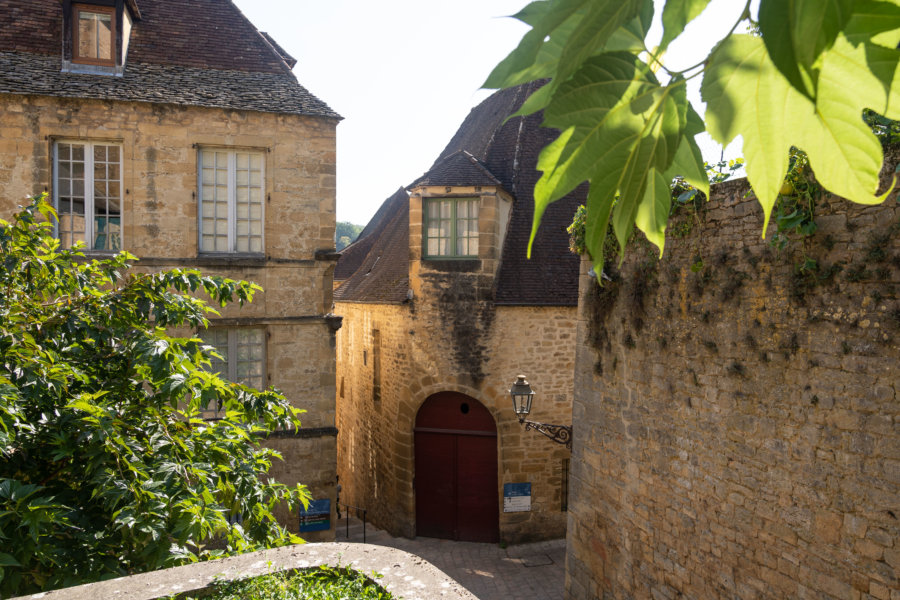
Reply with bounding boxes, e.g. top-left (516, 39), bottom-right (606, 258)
top-left (53, 140), bottom-right (123, 252)
top-left (199, 328), bottom-right (266, 419)
top-left (198, 149), bottom-right (265, 254)
top-left (424, 197), bottom-right (479, 258)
